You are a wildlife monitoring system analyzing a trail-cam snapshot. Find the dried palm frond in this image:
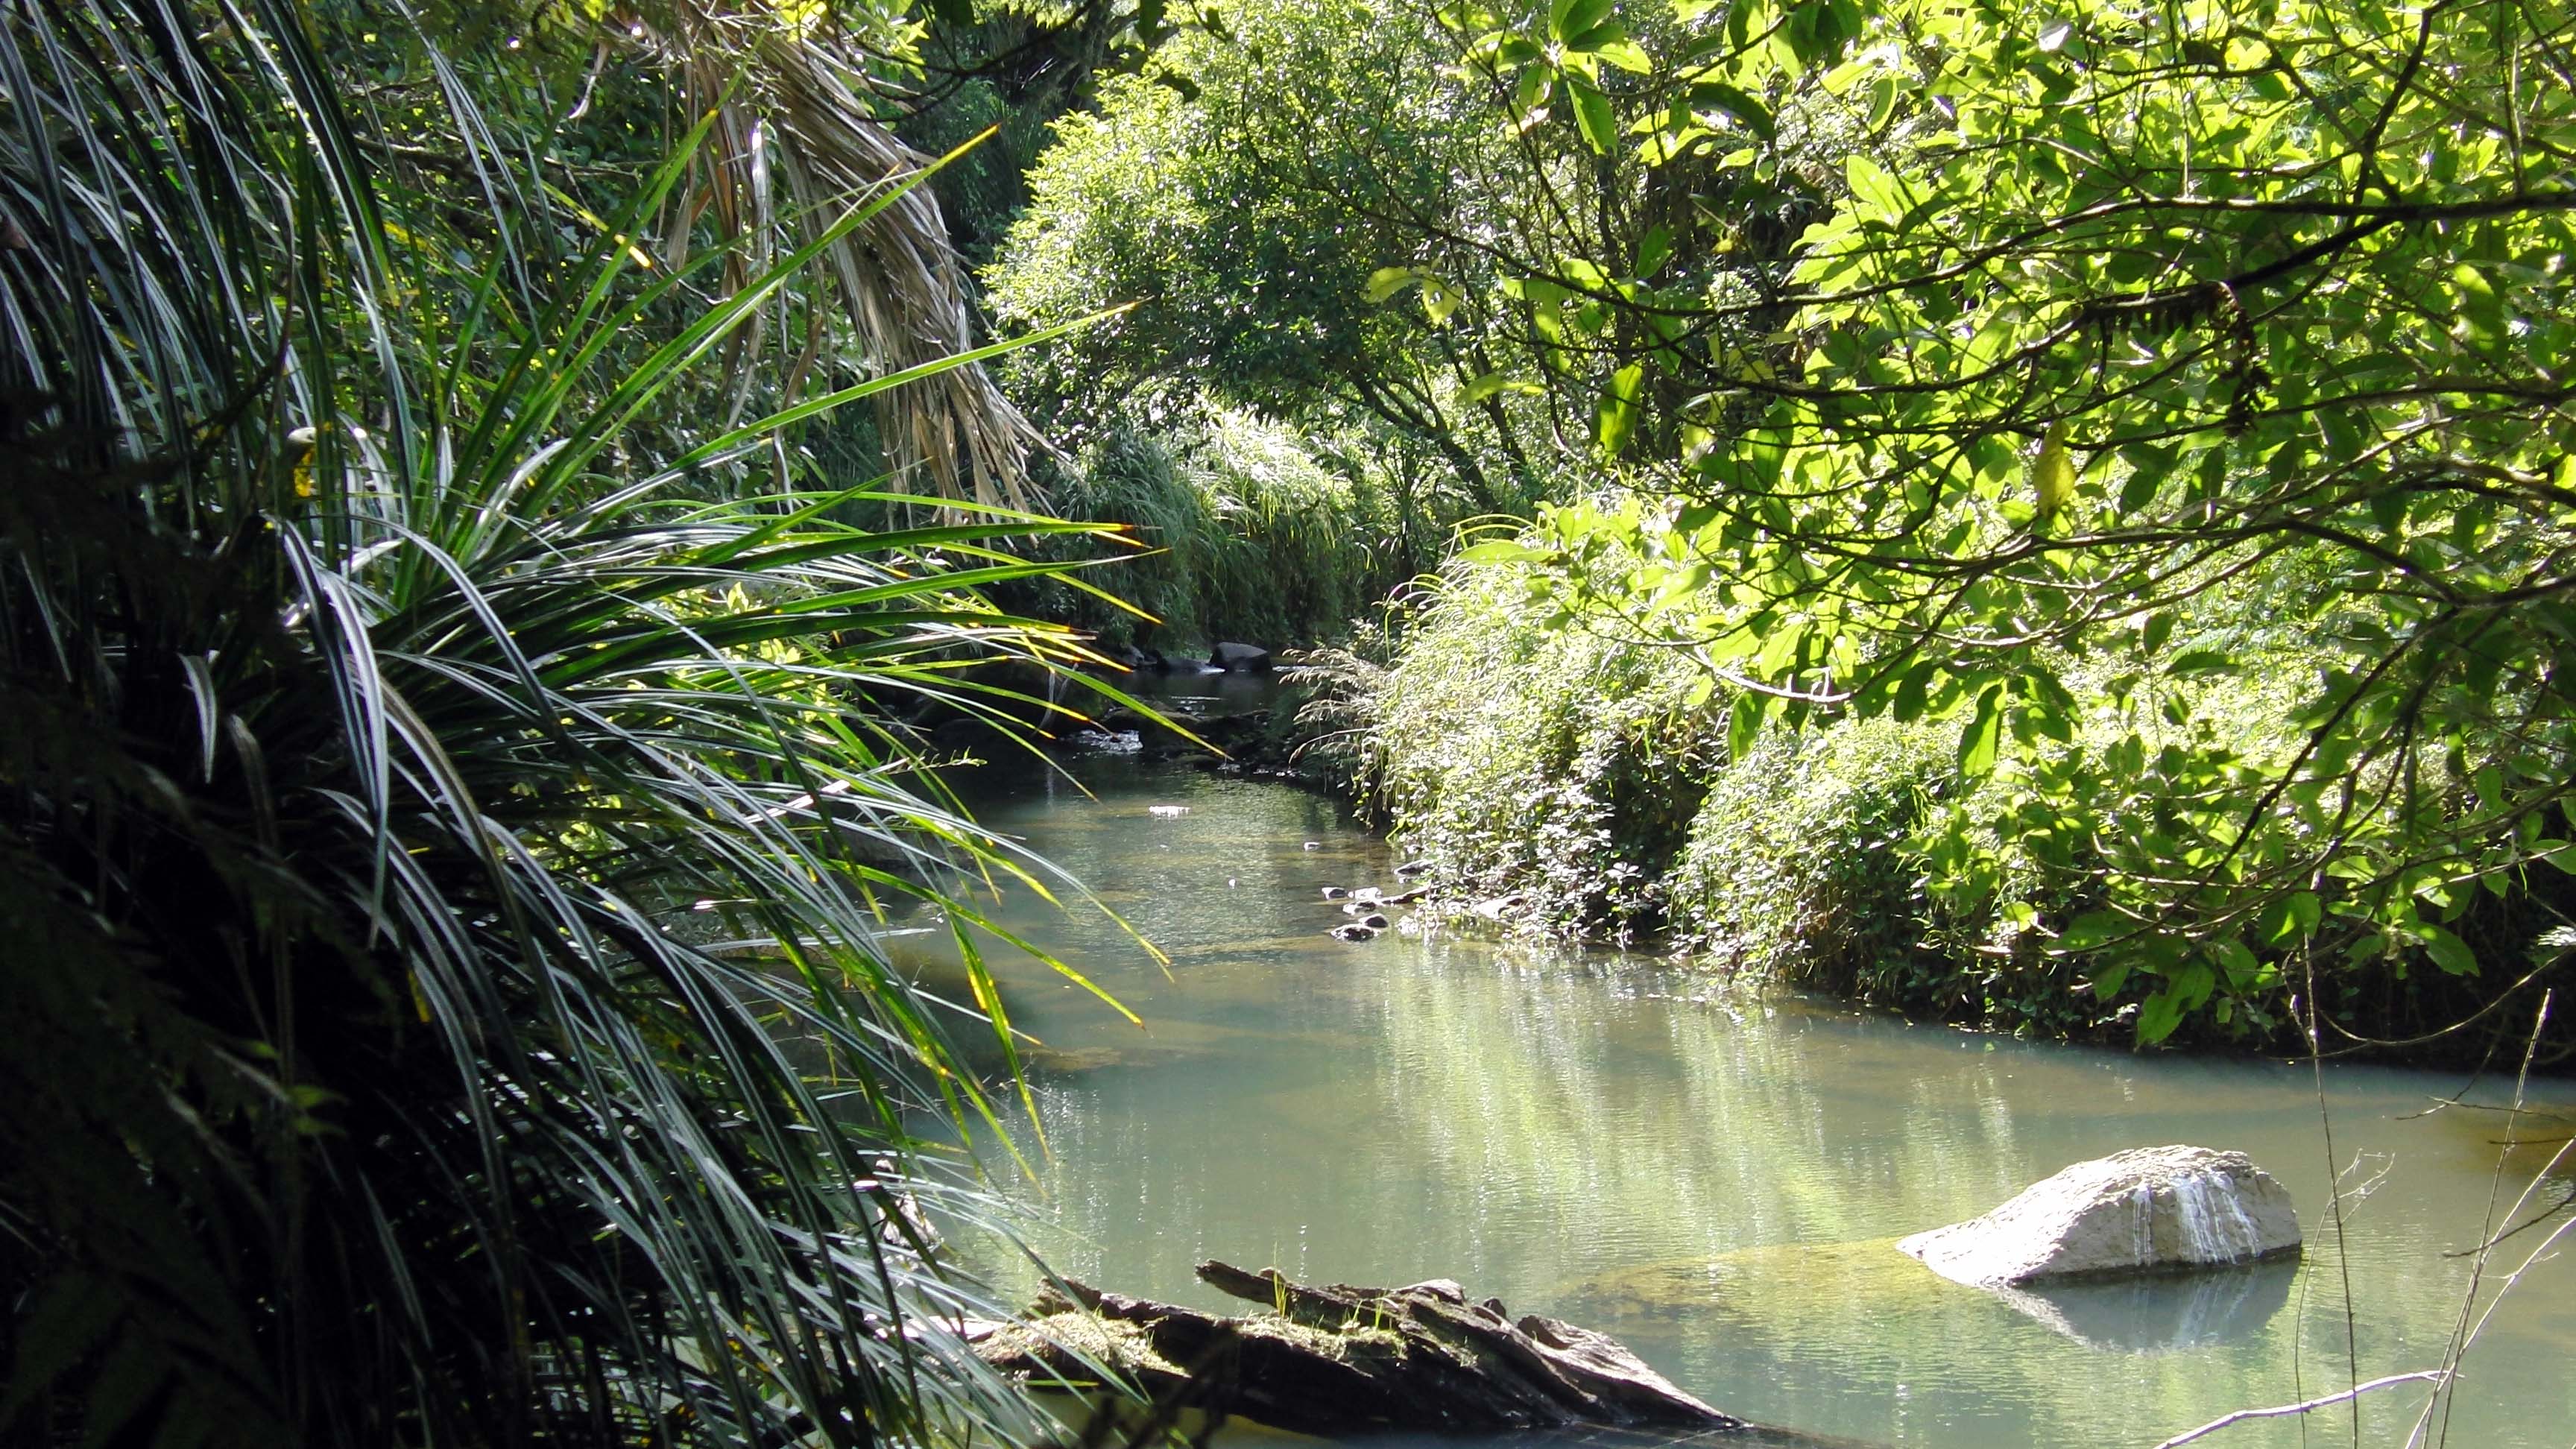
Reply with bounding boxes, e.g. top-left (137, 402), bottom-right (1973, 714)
top-left (639, 2), bottom-right (1044, 508)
